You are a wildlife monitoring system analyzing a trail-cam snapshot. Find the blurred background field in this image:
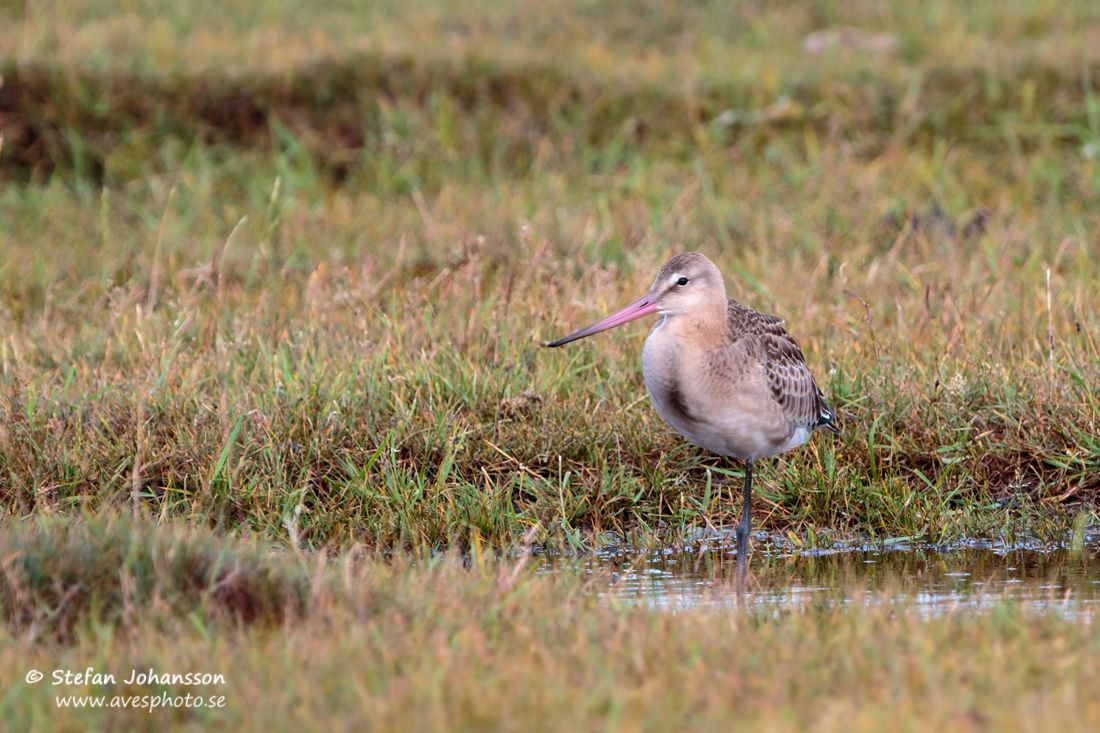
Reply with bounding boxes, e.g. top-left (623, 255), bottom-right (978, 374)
top-left (3, 1), bottom-right (1100, 729)
top-left (1, 0), bottom-right (1099, 548)
top-left (2, 0), bottom-right (1100, 550)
